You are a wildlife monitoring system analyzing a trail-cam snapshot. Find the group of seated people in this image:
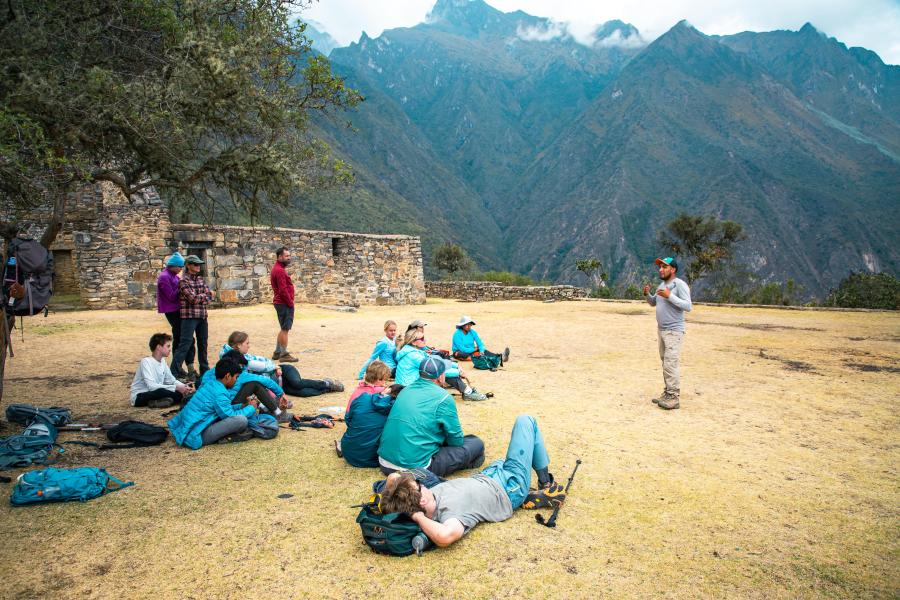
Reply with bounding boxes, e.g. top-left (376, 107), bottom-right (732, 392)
top-left (130, 330), bottom-right (345, 445)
